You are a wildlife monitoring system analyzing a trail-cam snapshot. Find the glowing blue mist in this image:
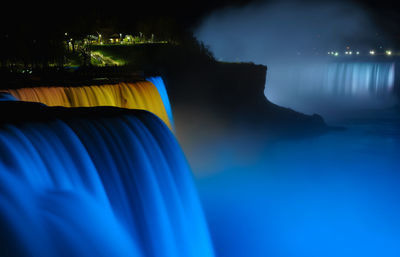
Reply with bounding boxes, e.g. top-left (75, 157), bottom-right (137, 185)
top-left (147, 77), bottom-right (175, 129)
top-left (0, 107), bottom-right (214, 257)
top-left (194, 109), bottom-right (400, 257)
